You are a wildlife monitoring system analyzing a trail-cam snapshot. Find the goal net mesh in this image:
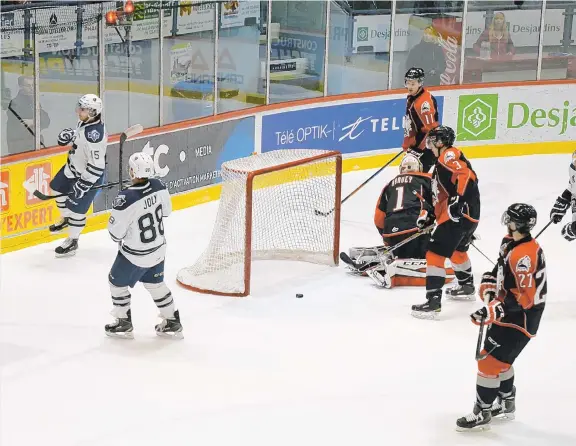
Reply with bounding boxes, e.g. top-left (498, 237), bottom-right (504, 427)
top-left (177, 149), bottom-right (342, 296)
